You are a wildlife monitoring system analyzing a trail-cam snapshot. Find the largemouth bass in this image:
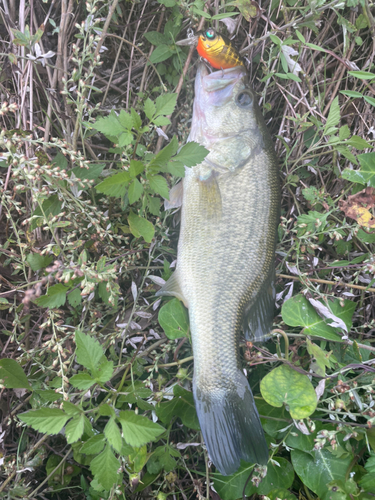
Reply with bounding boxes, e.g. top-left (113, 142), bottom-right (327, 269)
top-left (157, 64), bottom-right (280, 475)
